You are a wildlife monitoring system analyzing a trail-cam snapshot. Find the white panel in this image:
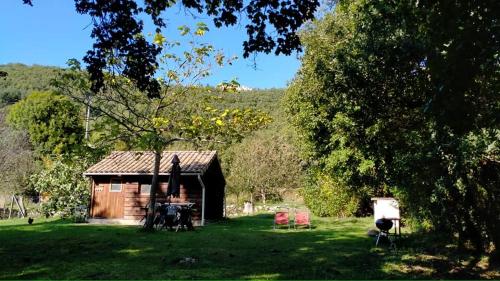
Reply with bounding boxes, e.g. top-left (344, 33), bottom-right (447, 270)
top-left (372, 198), bottom-right (400, 230)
